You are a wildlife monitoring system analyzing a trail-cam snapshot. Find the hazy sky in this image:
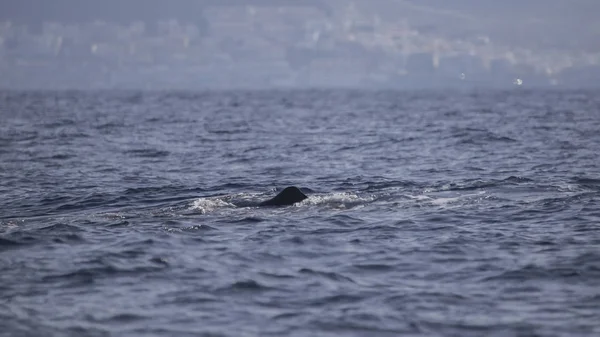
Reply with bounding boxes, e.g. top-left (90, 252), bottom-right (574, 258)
top-left (0, 0), bottom-right (597, 52)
